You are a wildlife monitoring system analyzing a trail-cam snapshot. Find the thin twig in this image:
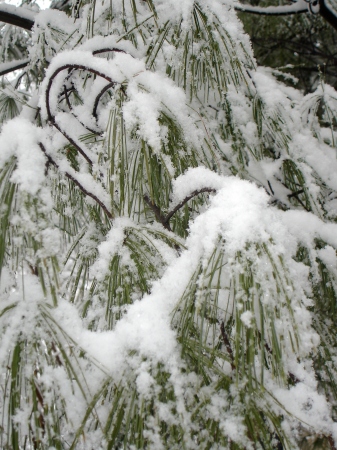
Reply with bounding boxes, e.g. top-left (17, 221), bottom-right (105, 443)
top-left (287, 189), bottom-right (304, 199)
top-left (144, 194), bottom-right (171, 231)
top-left (165, 188), bottom-right (216, 223)
top-left (328, 435), bottom-right (337, 450)
top-left (92, 81), bottom-right (116, 120)
top-left (63, 84), bottom-right (72, 110)
top-left (39, 143), bottom-right (113, 219)
top-left (92, 48), bottom-right (126, 55)
top-left (277, 176), bottom-right (311, 211)
top-left (144, 187), bottom-right (217, 230)
top-left (70, 113), bottom-right (102, 136)
top-left (51, 121), bottom-right (93, 165)
top-left (289, 191), bottom-right (310, 211)
top-left (220, 321), bottom-right (235, 370)
top-left (0, 58), bottom-right (30, 77)
top-left (267, 180), bottom-right (274, 196)
top-left (58, 86), bottom-right (101, 134)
